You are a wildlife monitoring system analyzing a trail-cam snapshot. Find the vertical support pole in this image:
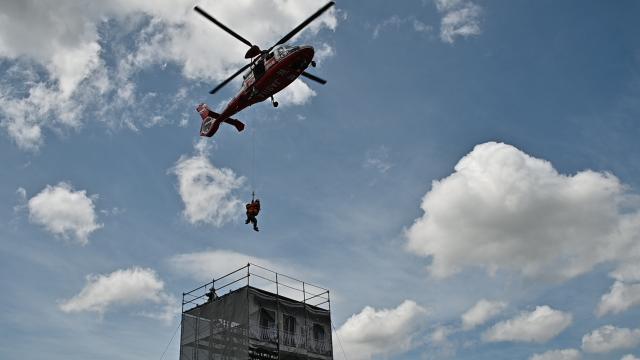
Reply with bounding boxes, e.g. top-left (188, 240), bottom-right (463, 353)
top-left (303, 282), bottom-right (308, 359)
top-left (246, 263), bottom-right (250, 355)
top-left (208, 279), bottom-right (215, 360)
top-left (194, 307), bottom-right (199, 360)
top-left (180, 292), bottom-right (185, 360)
top-left (276, 272), bottom-right (280, 357)
top-left (328, 290), bottom-right (332, 357)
